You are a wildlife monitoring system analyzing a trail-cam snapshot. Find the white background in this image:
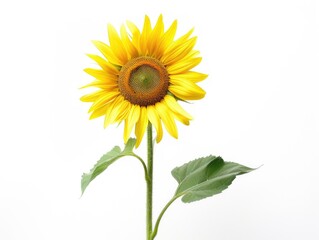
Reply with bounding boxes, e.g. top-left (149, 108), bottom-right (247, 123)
top-left (0, 0), bottom-right (318, 239)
